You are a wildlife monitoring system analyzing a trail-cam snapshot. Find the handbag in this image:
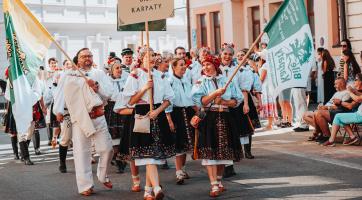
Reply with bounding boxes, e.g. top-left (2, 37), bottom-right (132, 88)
top-left (133, 113), bottom-right (151, 134)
